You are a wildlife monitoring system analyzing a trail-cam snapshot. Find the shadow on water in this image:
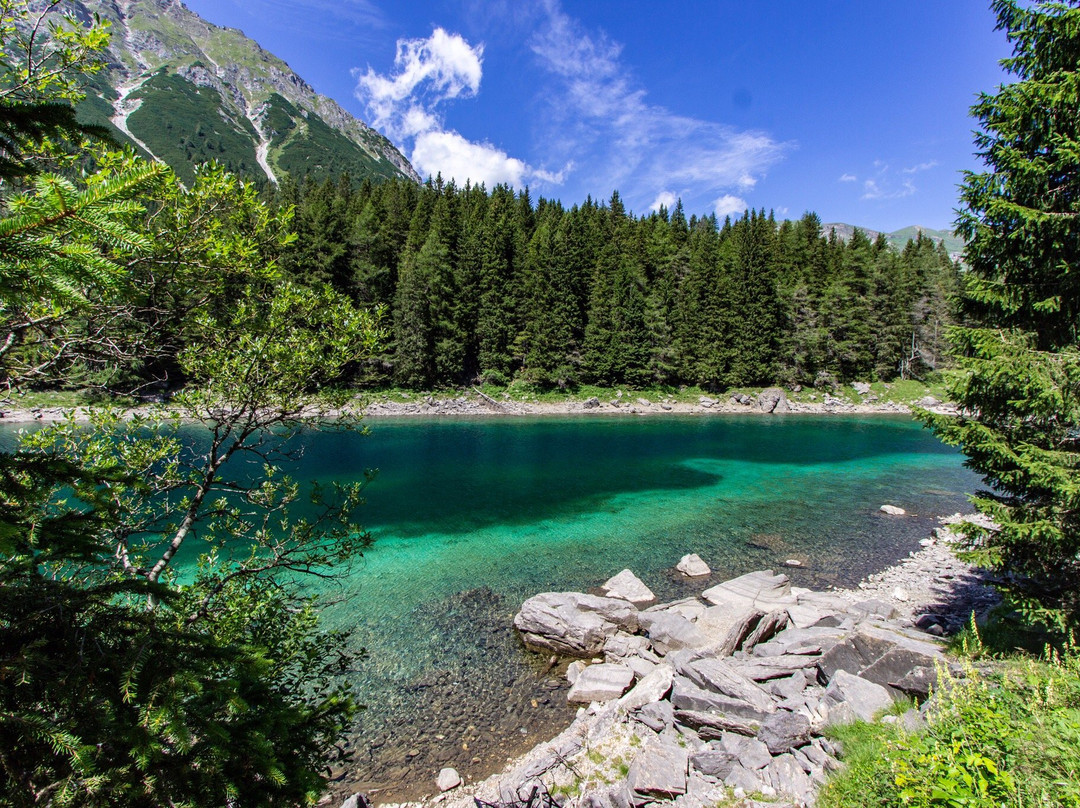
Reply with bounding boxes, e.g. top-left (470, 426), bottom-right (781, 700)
top-left (295, 414), bottom-right (954, 538)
